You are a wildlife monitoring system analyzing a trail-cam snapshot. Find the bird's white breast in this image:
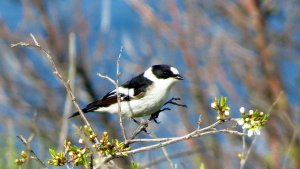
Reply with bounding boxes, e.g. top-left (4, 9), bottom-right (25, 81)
top-left (95, 80), bottom-right (173, 118)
